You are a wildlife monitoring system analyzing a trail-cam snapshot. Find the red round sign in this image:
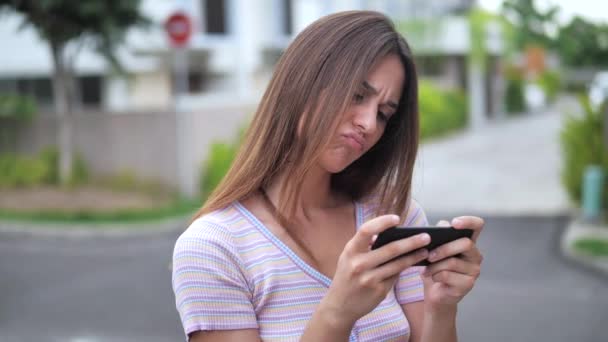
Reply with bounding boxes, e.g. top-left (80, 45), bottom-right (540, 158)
top-left (165, 12), bottom-right (192, 47)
